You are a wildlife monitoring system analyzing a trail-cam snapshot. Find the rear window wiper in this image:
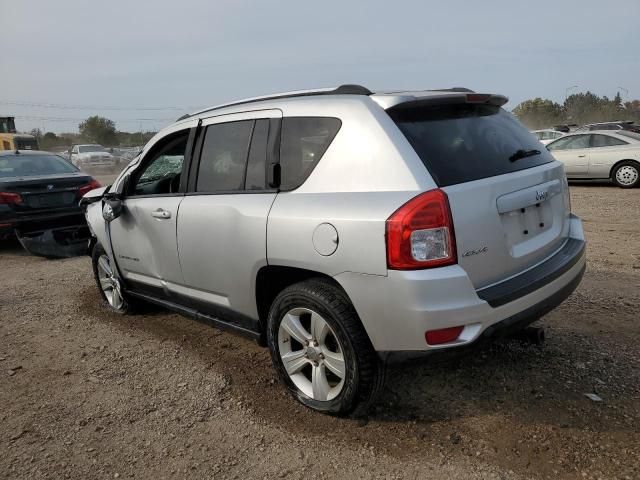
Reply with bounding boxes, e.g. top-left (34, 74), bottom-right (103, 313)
top-left (509, 149), bottom-right (541, 162)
